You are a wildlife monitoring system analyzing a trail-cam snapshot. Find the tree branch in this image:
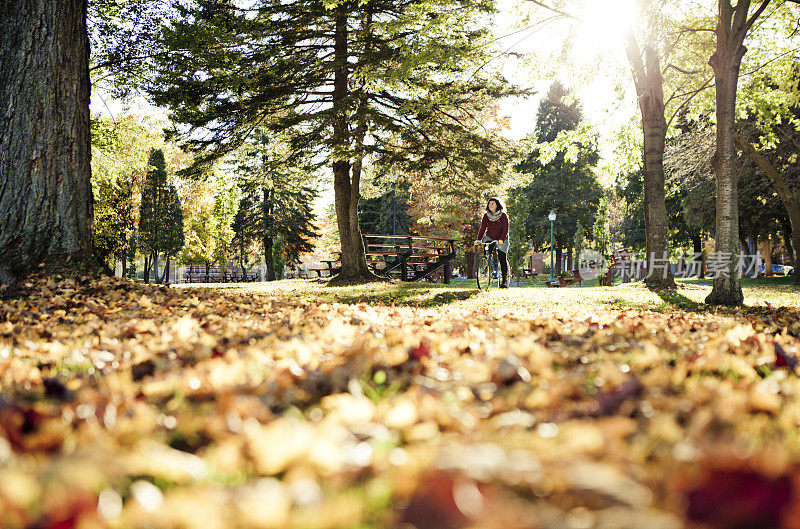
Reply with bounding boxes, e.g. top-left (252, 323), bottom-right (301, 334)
top-left (523, 0), bottom-right (577, 19)
top-left (776, 125), bottom-right (800, 154)
top-left (734, 133), bottom-right (797, 211)
top-left (665, 75), bottom-right (714, 128)
top-left (745, 0), bottom-right (771, 33)
top-left (663, 63), bottom-right (706, 75)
